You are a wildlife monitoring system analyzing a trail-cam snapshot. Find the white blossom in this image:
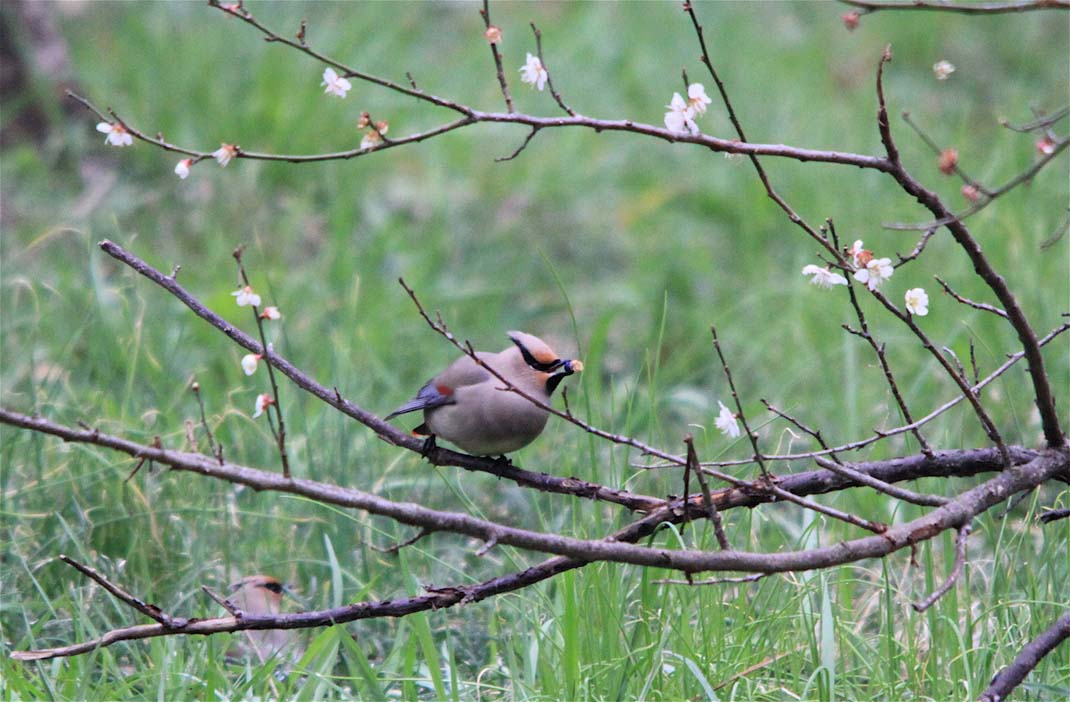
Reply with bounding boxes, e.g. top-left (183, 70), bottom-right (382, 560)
top-left (801, 264), bottom-right (848, 289)
top-left (260, 306), bottom-right (281, 320)
top-left (715, 401), bottom-right (741, 439)
top-left (853, 257), bottom-right (894, 291)
top-left (232, 285), bottom-right (261, 307)
top-left (360, 131), bottom-right (382, 150)
top-left (664, 93), bottom-right (698, 135)
top-left (847, 240), bottom-right (867, 267)
top-left (905, 287), bottom-right (929, 316)
top-left (687, 83), bottom-right (712, 115)
top-left (253, 393), bottom-right (273, 418)
top-left (241, 354), bottom-right (261, 376)
top-left (933, 60), bottom-right (956, 80)
top-left (174, 159), bottom-right (192, 179)
top-left (213, 143), bottom-right (237, 167)
top-left (321, 67), bottom-right (352, 98)
top-left (519, 53), bottom-right (548, 91)
top-left (96, 122), bottom-right (133, 147)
